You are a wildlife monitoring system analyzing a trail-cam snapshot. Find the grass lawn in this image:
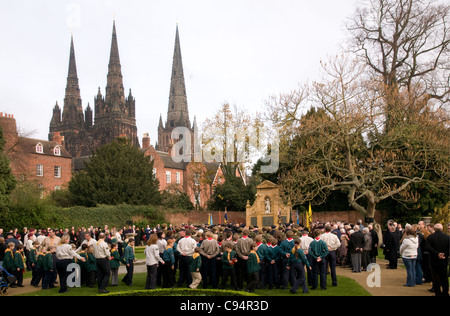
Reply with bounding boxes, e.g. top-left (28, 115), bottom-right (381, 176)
top-left (16, 271), bottom-right (370, 297)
